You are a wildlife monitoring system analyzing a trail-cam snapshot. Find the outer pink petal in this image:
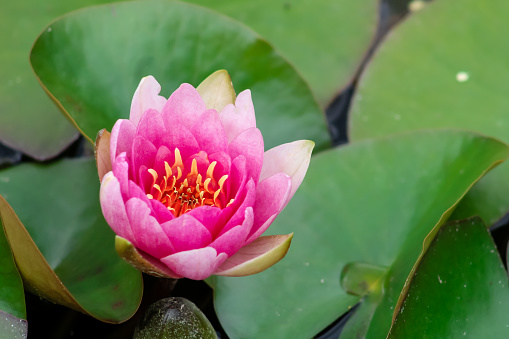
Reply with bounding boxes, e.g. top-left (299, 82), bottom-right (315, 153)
top-left (160, 247), bottom-right (228, 280)
top-left (130, 76), bottom-right (167, 126)
top-left (125, 198), bottom-right (174, 259)
top-left (214, 234), bottom-right (293, 277)
top-left (209, 207), bottom-right (254, 257)
top-left (219, 90), bottom-right (256, 143)
top-left (247, 173), bottom-right (291, 244)
top-left (100, 172), bottom-right (136, 245)
top-left (110, 119), bottom-right (136, 165)
top-left (161, 83), bottom-right (207, 129)
top-left (161, 214), bottom-right (212, 252)
top-left (136, 108), bottom-right (166, 148)
top-left (190, 109), bottom-right (228, 155)
top-left (259, 140), bottom-right (314, 206)
top-left (228, 127), bottom-right (264, 183)
top-left (112, 152), bottom-right (130, 200)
